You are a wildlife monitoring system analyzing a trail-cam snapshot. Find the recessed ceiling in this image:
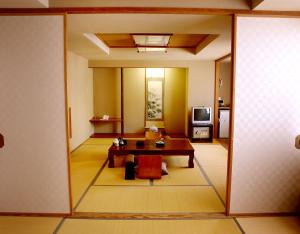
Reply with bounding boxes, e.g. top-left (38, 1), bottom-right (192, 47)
top-left (96, 33), bottom-right (213, 48)
top-left (49, 0), bottom-right (249, 9)
top-left (68, 14), bottom-right (232, 61)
